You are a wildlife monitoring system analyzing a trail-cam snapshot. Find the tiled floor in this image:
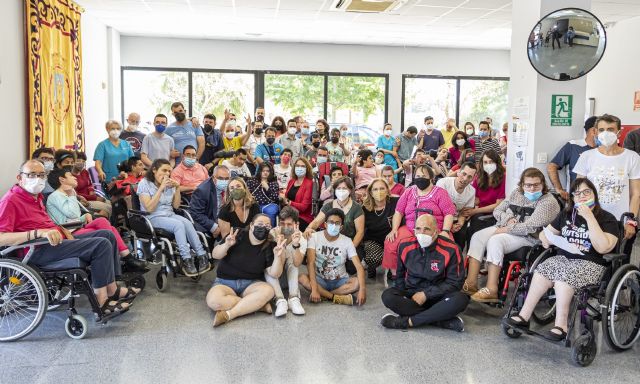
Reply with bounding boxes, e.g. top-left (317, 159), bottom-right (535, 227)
top-left (2, 246), bottom-right (639, 384)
